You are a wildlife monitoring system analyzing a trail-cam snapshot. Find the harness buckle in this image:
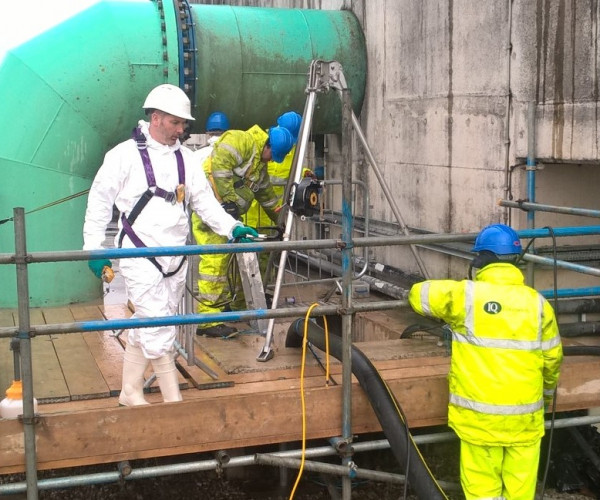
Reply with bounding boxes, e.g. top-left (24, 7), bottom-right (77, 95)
top-left (246, 180), bottom-right (260, 193)
top-left (164, 191), bottom-right (177, 204)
